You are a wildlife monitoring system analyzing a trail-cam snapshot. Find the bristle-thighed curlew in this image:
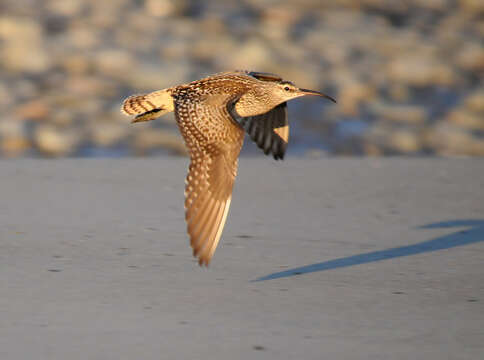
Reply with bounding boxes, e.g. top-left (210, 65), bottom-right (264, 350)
top-left (121, 70), bottom-right (336, 266)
